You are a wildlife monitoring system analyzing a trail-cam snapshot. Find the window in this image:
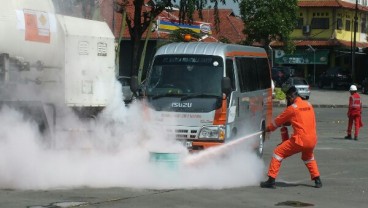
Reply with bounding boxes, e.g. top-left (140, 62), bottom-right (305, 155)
top-left (361, 18), bottom-right (366, 33)
top-left (311, 18), bottom-right (329, 29)
top-left (236, 58), bottom-right (251, 92)
top-left (296, 18), bottom-right (303, 29)
top-left (235, 57), bottom-right (270, 92)
top-left (337, 18), bottom-right (343, 30)
top-left (226, 59), bottom-right (236, 91)
top-left (256, 58), bottom-right (271, 89)
top-left (345, 20), bottom-right (351, 31)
